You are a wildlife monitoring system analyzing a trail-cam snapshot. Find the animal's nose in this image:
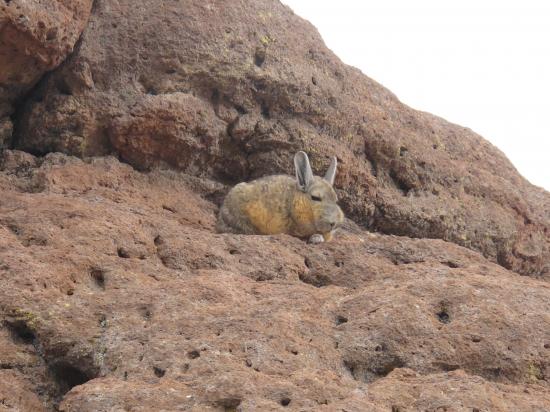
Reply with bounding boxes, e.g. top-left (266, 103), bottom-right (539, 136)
top-left (330, 221), bottom-right (336, 229)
